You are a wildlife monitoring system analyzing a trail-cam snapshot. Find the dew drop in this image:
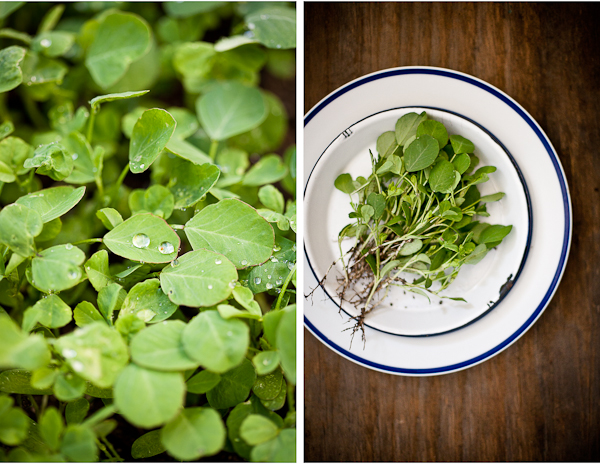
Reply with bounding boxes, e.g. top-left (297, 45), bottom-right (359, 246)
top-left (40, 38), bottom-right (52, 48)
top-left (229, 281), bottom-right (236, 289)
top-left (72, 361), bottom-right (84, 372)
top-left (68, 270), bottom-right (78, 279)
top-left (140, 163), bottom-right (145, 169)
top-left (263, 359), bottom-right (269, 365)
top-left (267, 275), bottom-right (272, 279)
top-left (254, 277), bottom-right (262, 285)
top-left (241, 259), bottom-right (248, 266)
top-left (276, 278), bottom-right (283, 286)
top-left (71, 153), bottom-right (78, 160)
top-left (215, 259), bottom-right (222, 265)
top-left (65, 243), bottom-right (73, 250)
top-left (62, 349), bottom-right (76, 359)
top-left (227, 331), bottom-right (233, 336)
top-left (270, 257), bottom-right (279, 262)
top-left (266, 283), bottom-right (273, 290)
top-left (31, 76), bottom-right (37, 82)
top-left (287, 262), bottom-right (294, 270)
top-left (208, 285), bottom-right (213, 290)
top-left (171, 259), bottom-right (179, 267)
top-left (132, 233), bottom-right (150, 248)
top-left (159, 241), bottom-right (174, 254)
